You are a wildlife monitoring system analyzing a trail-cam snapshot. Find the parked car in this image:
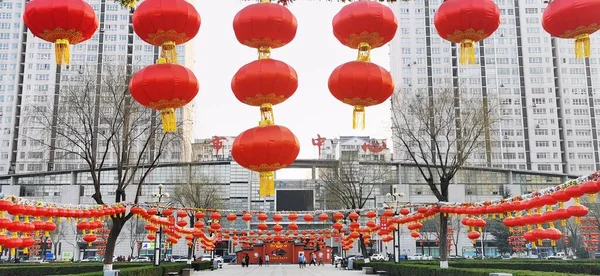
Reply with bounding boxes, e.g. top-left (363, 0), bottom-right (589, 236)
top-left (170, 256), bottom-right (189, 262)
top-left (131, 256), bottom-right (151, 262)
top-left (213, 255), bottom-right (224, 263)
top-left (223, 254), bottom-right (236, 263)
top-left (547, 252), bottom-right (568, 260)
top-left (370, 254), bottom-right (385, 261)
top-left (408, 253), bottom-right (433, 260)
top-left (199, 255), bottom-right (212, 262)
